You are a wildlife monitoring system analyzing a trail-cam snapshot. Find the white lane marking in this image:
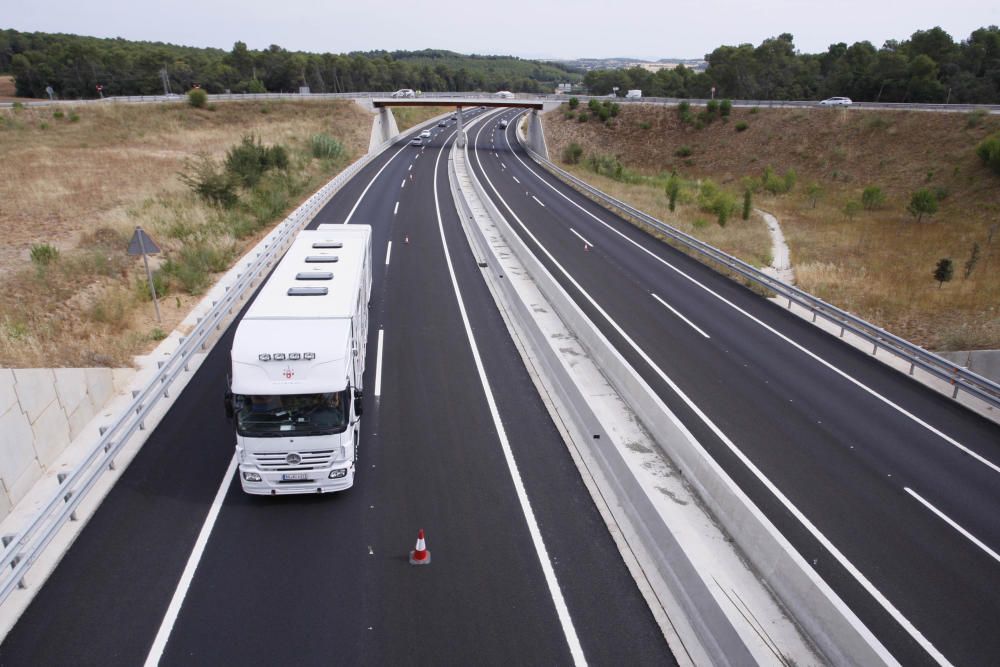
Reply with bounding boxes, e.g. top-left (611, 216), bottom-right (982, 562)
top-left (374, 329), bottom-right (385, 397)
top-left (394, 201), bottom-right (399, 215)
top-left (342, 142), bottom-right (411, 225)
top-left (652, 293), bottom-right (711, 339)
top-left (501, 163), bottom-right (507, 169)
top-left (385, 241), bottom-right (392, 266)
top-left (144, 455), bottom-right (238, 666)
top-left (408, 164), bottom-right (412, 171)
top-left (501, 116), bottom-right (998, 478)
top-left (513, 176), bottom-right (520, 184)
top-left (905, 487), bottom-right (1000, 564)
top-left (439, 138), bottom-right (586, 665)
top-left (476, 118), bottom-right (939, 666)
top-left (569, 228), bottom-right (592, 248)
top-left (532, 195), bottom-right (545, 207)
top-left (400, 179), bottom-right (405, 189)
